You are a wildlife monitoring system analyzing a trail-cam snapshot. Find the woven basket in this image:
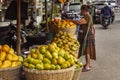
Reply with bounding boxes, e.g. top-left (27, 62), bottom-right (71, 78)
top-left (57, 27), bottom-right (76, 35)
top-left (72, 67), bottom-right (82, 80)
top-left (23, 66), bottom-right (75, 80)
top-left (48, 22), bottom-right (76, 35)
top-left (0, 65), bottom-right (21, 80)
